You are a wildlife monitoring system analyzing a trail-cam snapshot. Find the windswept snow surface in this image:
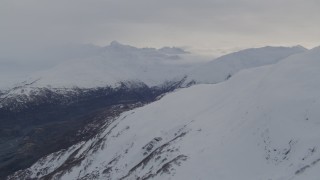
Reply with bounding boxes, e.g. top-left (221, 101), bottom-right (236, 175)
top-left (10, 47), bottom-right (320, 180)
